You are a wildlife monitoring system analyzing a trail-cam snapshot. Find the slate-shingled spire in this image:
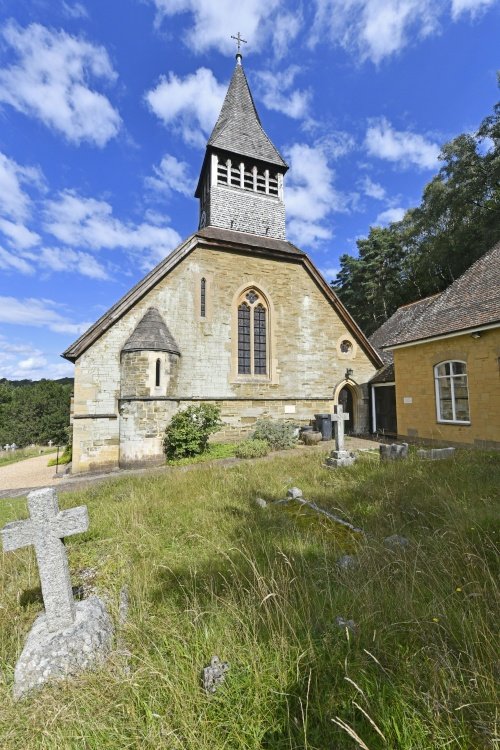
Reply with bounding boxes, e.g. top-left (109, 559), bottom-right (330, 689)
top-left (195, 55), bottom-right (288, 240)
